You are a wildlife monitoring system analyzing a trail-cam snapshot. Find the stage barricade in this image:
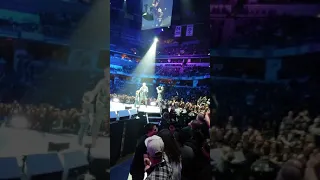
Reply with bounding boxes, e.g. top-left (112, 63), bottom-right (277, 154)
top-left (110, 120), bottom-right (124, 166)
top-left (0, 157), bottom-right (21, 180)
top-left (26, 153), bottom-right (63, 180)
top-left (90, 156), bottom-right (110, 180)
top-left (110, 118), bottom-right (147, 167)
top-left (118, 110), bottom-right (130, 120)
top-left (129, 109), bottom-right (138, 118)
top-left (61, 150), bottom-right (88, 180)
top-left (121, 119), bottom-right (146, 158)
top-left (110, 111), bottom-right (117, 122)
top-left (0, 149), bottom-right (108, 180)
